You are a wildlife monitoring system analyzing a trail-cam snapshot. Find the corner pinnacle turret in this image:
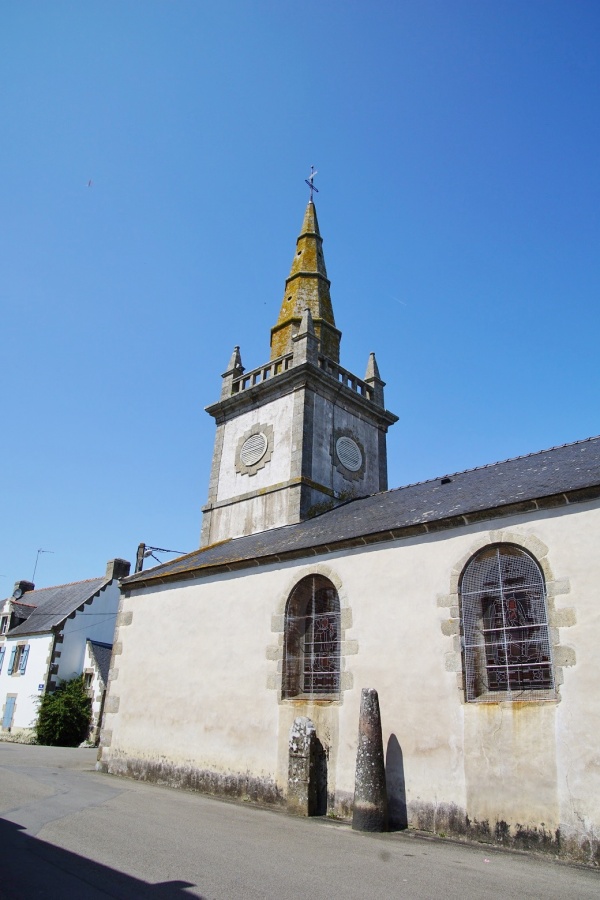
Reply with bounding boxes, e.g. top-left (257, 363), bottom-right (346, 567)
top-left (270, 201), bottom-right (341, 362)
